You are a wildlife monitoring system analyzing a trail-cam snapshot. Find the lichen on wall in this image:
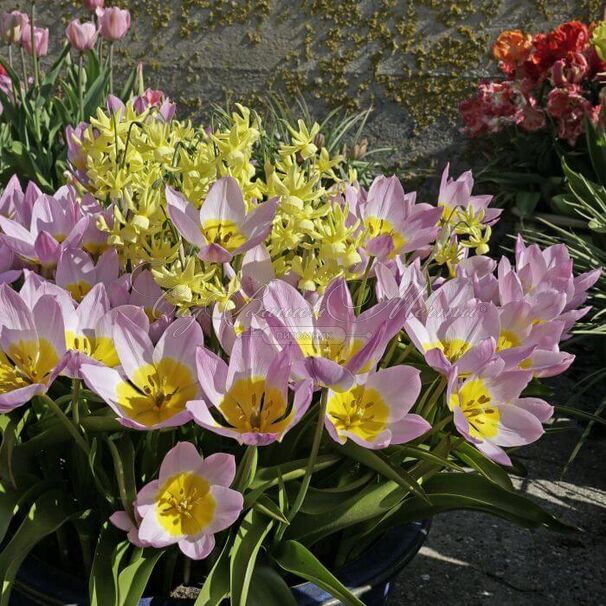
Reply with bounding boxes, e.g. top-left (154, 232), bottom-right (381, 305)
top-left (1, 0), bottom-right (599, 165)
